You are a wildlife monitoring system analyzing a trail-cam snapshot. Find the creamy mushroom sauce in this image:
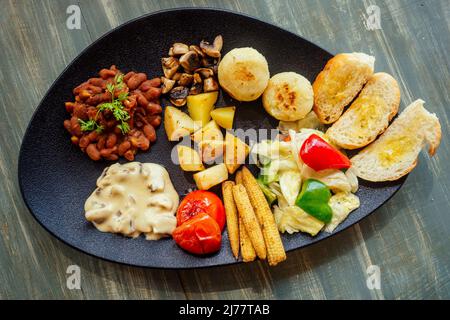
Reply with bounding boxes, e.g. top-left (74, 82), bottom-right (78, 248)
top-left (84, 162), bottom-right (179, 240)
